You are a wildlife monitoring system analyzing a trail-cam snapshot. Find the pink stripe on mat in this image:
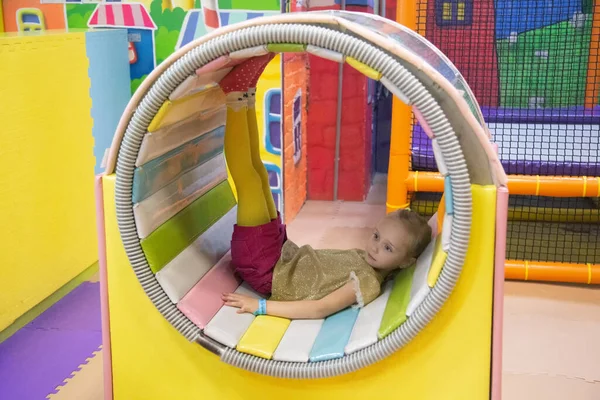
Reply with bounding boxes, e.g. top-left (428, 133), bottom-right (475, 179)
top-left (94, 176), bottom-right (113, 400)
top-left (177, 253), bottom-right (241, 329)
top-left (413, 106), bottom-right (434, 139)
top-left (491, 186), bottom-right (508, 400)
